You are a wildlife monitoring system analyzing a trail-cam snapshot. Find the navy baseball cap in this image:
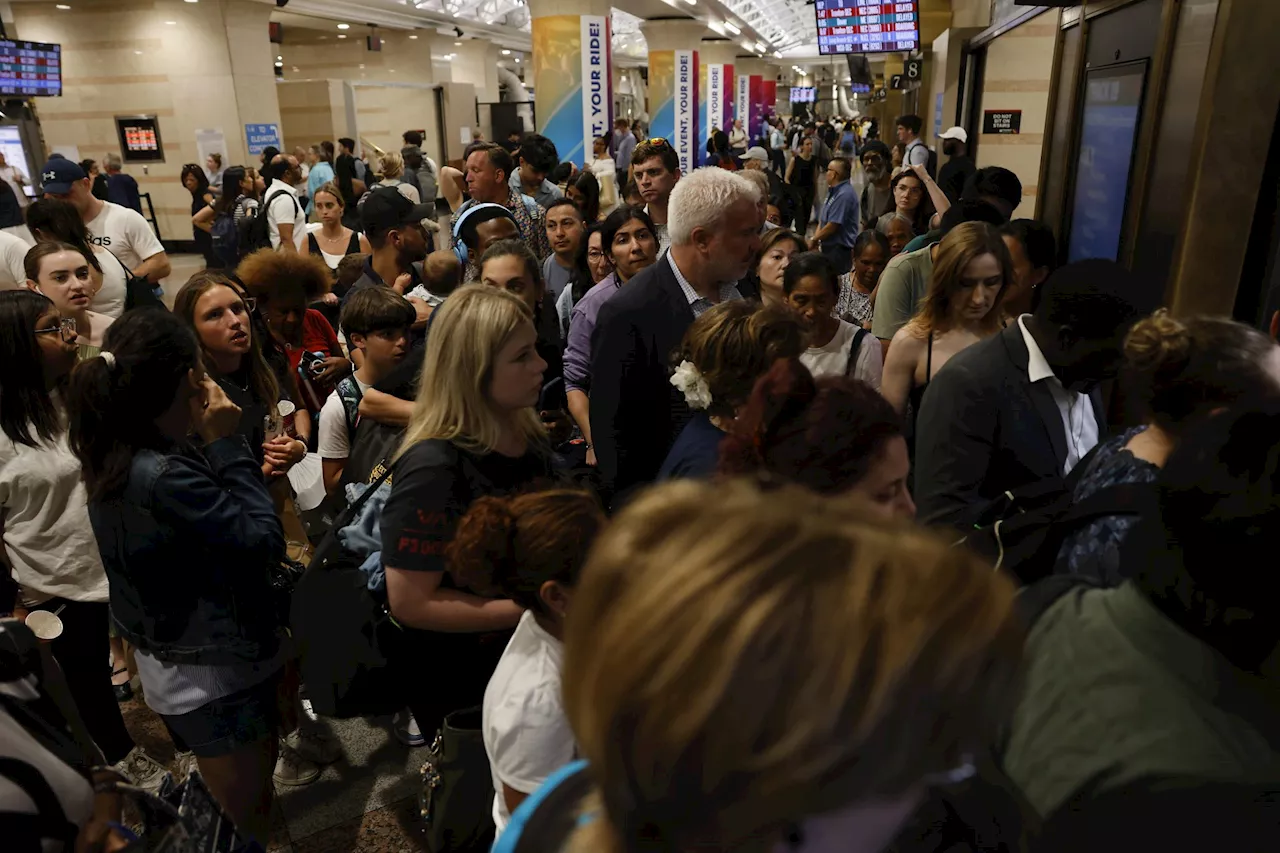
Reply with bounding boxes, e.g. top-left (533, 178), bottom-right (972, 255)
top-left (40, 157), bottom-right (87, 195)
